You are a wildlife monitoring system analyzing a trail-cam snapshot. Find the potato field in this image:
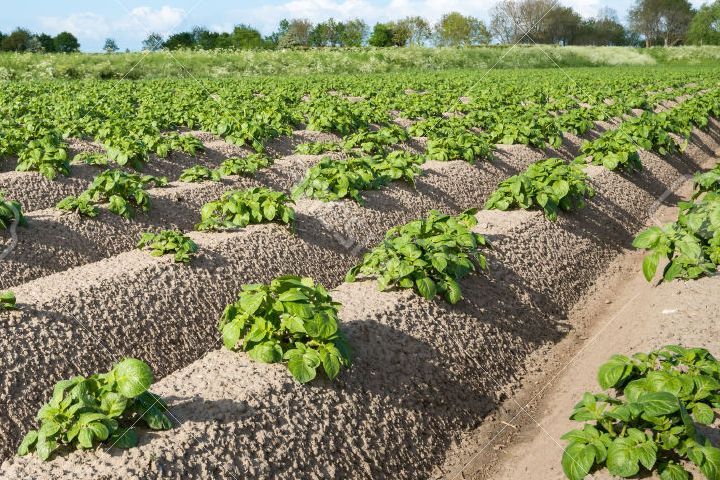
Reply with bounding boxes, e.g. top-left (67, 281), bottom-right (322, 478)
top-left (0, 66), bottom-right (719, 479)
